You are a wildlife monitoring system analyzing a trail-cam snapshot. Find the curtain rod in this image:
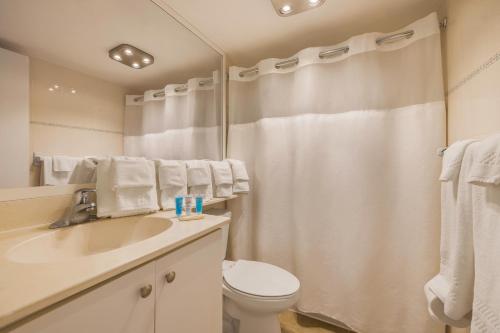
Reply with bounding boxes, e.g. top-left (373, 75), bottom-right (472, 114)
top-left (238, 29), bottom-right (416, 78)
top-left (133, 78), bottom-right (214, 102)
